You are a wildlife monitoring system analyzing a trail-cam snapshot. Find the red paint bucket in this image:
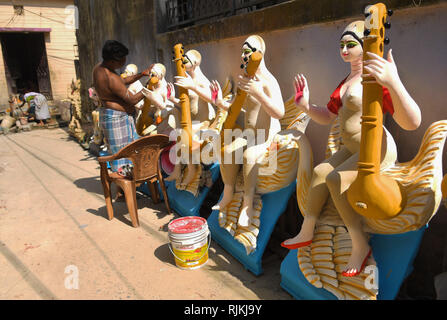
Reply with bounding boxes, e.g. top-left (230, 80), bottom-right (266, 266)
top-left (168, 217), bottom-right (210, 270)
